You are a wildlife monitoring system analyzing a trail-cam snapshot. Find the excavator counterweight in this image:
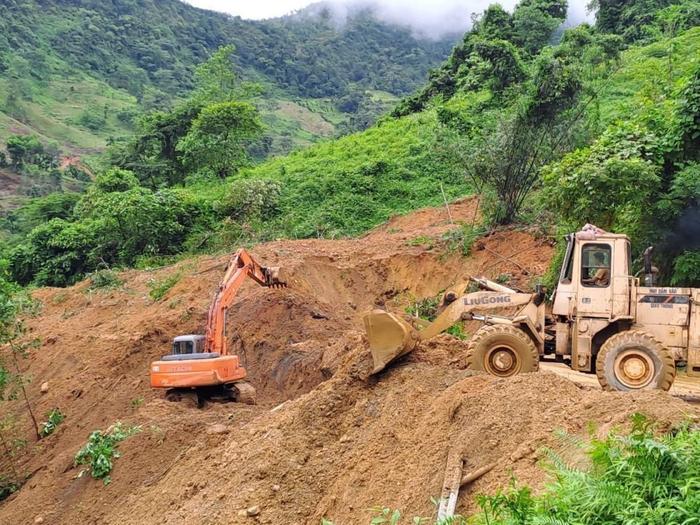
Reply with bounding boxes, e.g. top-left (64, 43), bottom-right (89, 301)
top-left (150, 248), bottom-right (285, 405)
